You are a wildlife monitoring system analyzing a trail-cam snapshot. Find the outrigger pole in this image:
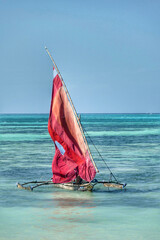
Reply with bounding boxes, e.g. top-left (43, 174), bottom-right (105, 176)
top-left (45, 47), bottom-right (99, 173)
top-left (17, 180), bottom-right (54, 191)
top-left (17, 180), bottom-right (126, 191)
